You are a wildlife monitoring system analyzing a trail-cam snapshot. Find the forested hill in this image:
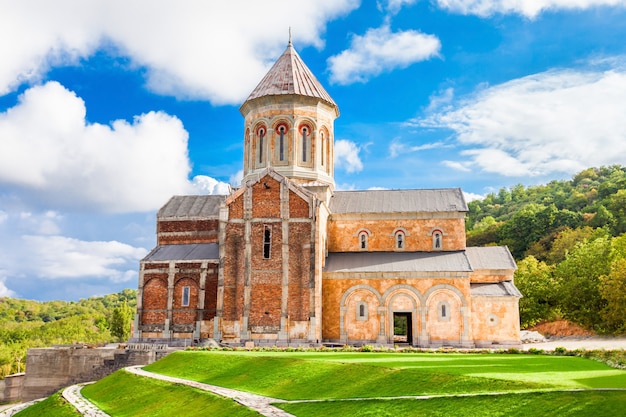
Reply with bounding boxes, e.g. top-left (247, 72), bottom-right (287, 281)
top-left (0, 289), bottom-right (136, 378)
top-left (467, 165), bottom-right (626, 334)
top-left (467, 165), bottom-right (626, 260)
